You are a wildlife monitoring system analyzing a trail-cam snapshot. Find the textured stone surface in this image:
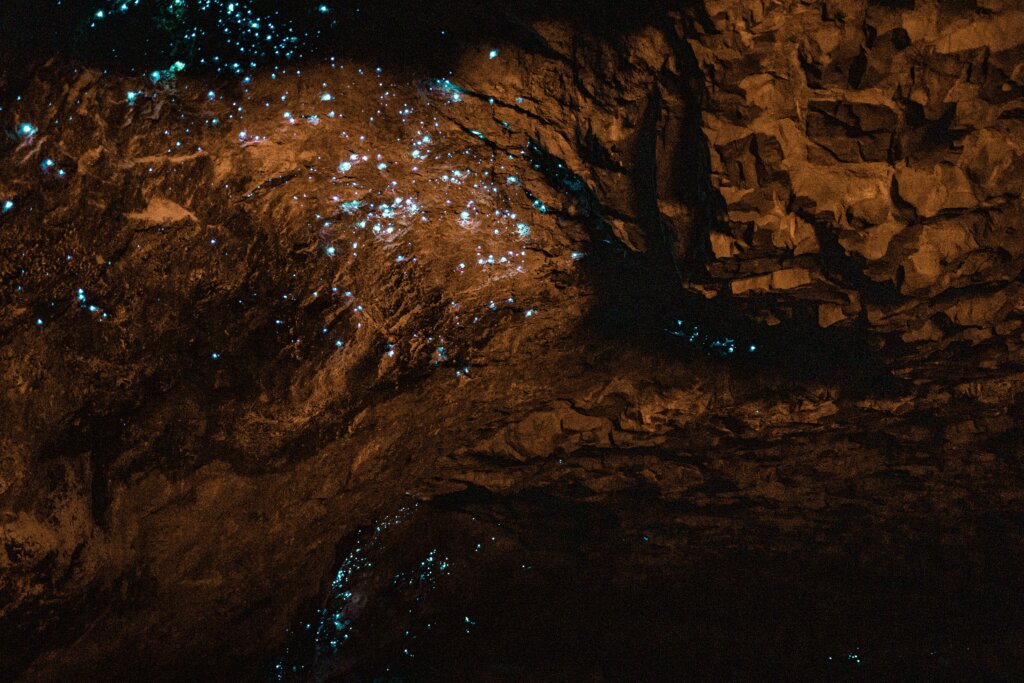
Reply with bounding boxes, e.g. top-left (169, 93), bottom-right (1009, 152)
top-left (1, 1), bottom-right (1023, 680)
top-left (688, 0), bottom-right (1024, 358)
